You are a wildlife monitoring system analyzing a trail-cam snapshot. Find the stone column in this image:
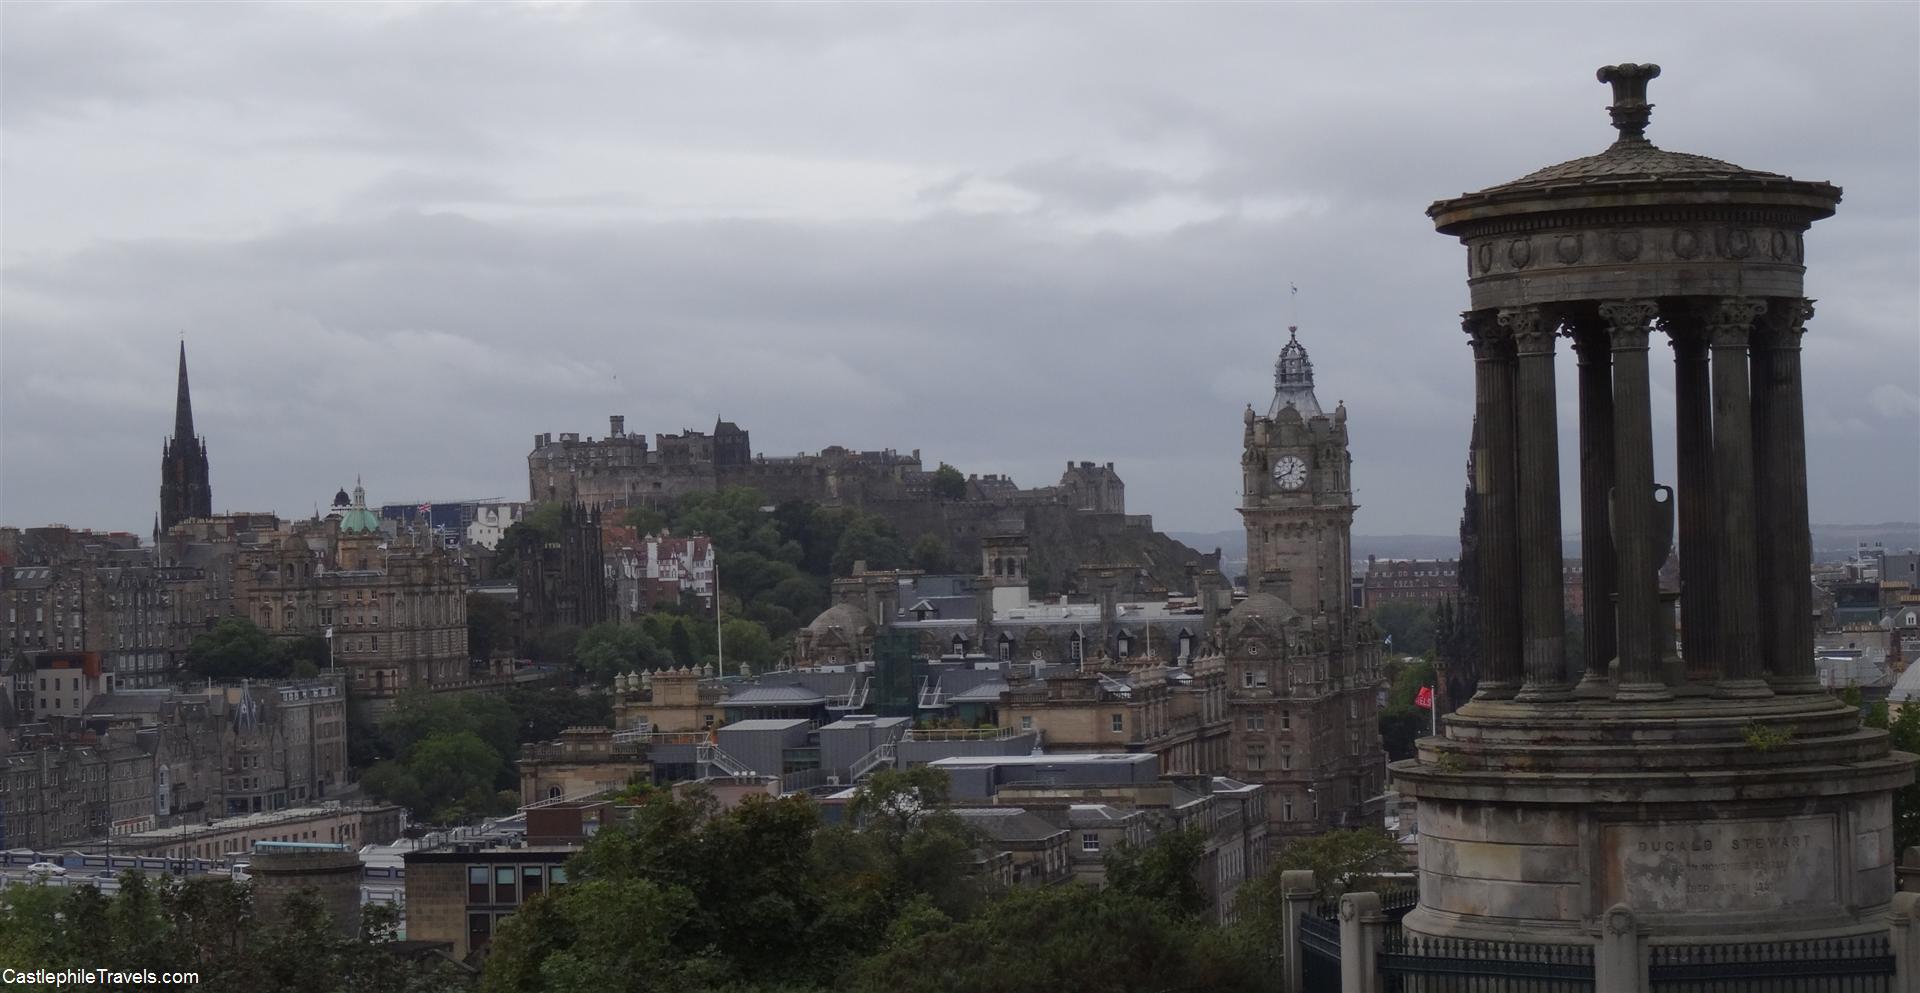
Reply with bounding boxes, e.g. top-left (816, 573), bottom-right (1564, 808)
top-left (1602, 300), bottom-right (1670, 701)
top-left (1707, 297), bottom-right (1773, 698)
top-left (1466, 312), bottom-right (1522, 700)
top-left (1570, 319), bottom-right (1617, 694)
top-left (1890, 892), bottom-right (1920, 993)
top-left (1503, 305), bottom-right (1571, 700)
top-left (1755, 299), bottom-right (1823, 693)
top-left (1594, 904), bottom-right (1649, 993)
top-left (1280, 869), bottom-right (1317, 993)
top-left (1338, 891), bottom-right (1384, 993)
top-left (1669, 324), bottom-right (1718, 685)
